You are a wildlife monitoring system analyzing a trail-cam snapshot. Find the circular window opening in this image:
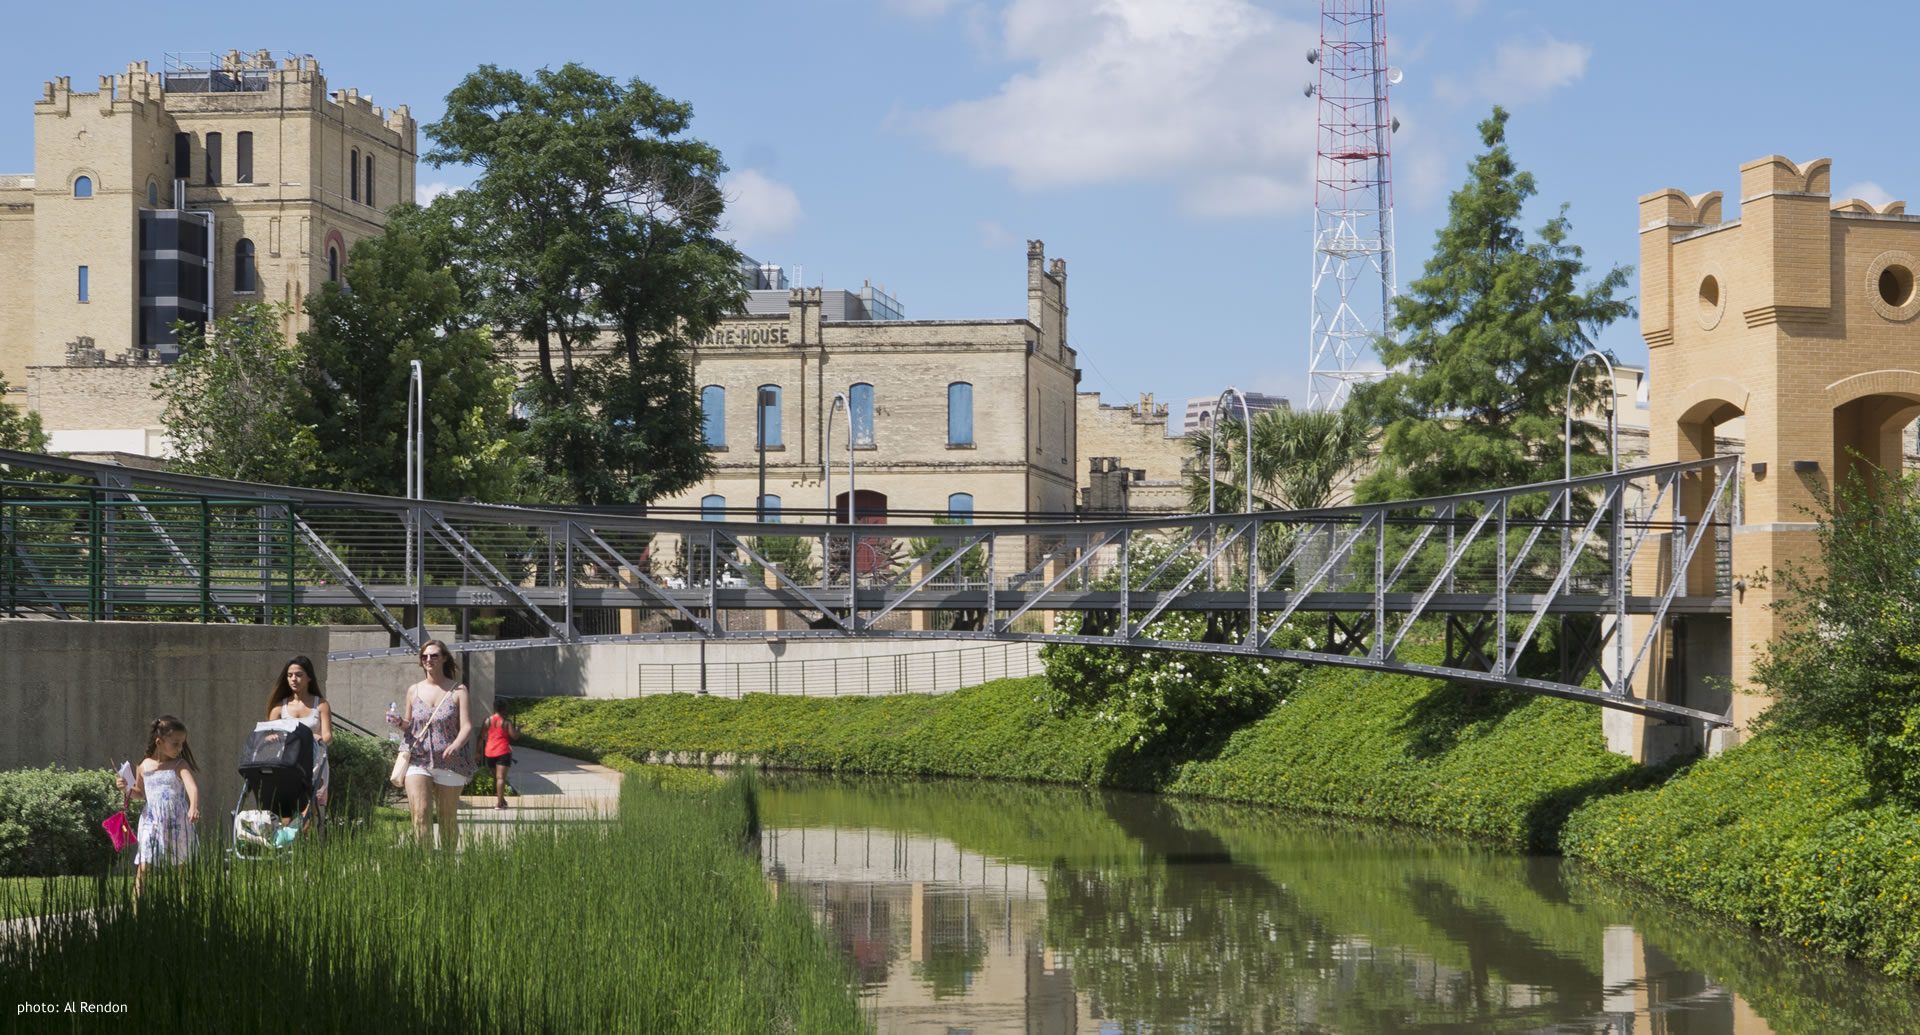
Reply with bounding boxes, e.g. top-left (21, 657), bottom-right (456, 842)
top-left (1879, 265), bottom-right (1915, 308)
top-left (1698, 275), bottom-right (1720, 319)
